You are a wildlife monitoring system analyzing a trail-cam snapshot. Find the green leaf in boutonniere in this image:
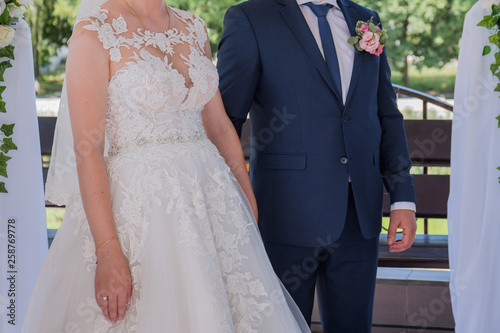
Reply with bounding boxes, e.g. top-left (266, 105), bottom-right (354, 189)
top-left (347, 36), bottom-right (360, 45)
top-left (0, 45), bottom-right (15, 61)
top-left (484, 45), bottom-right (492, 56)
top-left (0, 152), bottom-right (12, 177)
top-left (0, 123), bottom-right (15, 136)
top-left (0, 137), bottom-right (17, 153)
top-left (0, 60), bottom-right (13, 81)
top-left (0, 181), bottom-right (7, 193)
